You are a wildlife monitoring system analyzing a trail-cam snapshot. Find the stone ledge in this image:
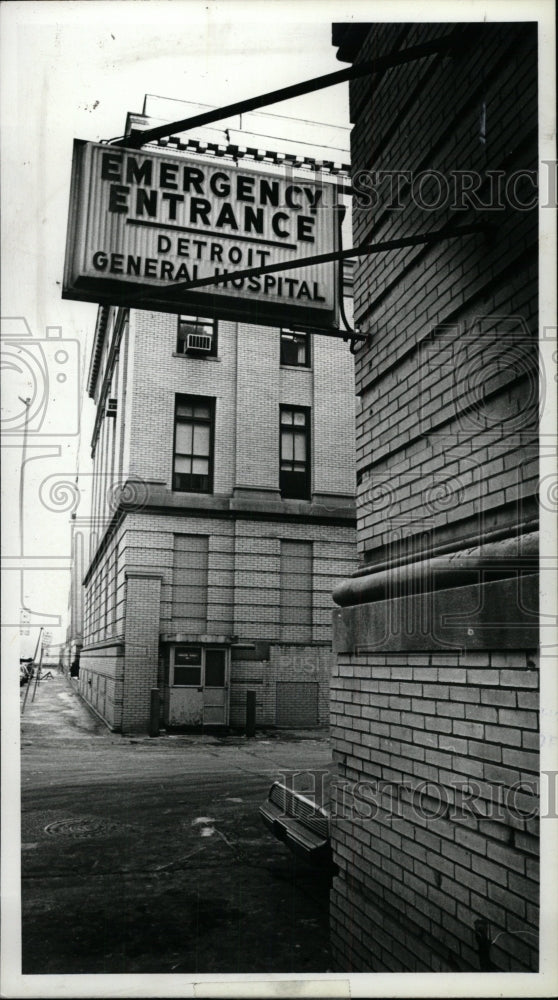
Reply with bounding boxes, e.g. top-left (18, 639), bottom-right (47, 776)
top-left (333, 574), bottom-right (539, 654)
top-left (333, 531), bottom-right (538, 607)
